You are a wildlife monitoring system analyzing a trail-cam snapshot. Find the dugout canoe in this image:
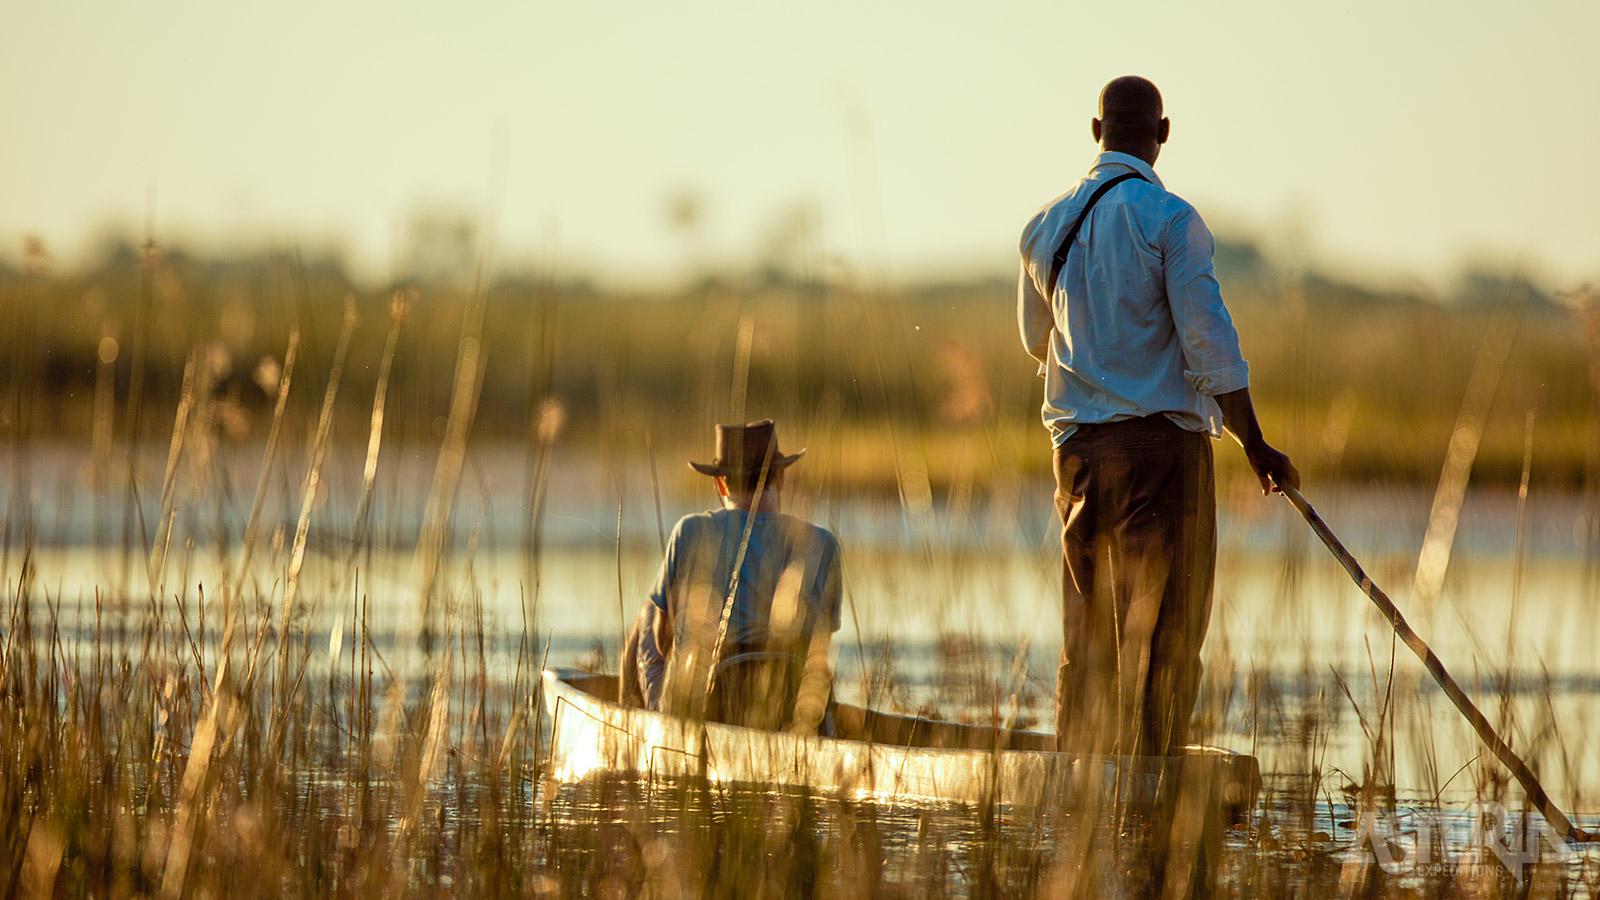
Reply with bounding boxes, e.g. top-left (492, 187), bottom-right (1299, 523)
top-left (541, 668), bottom-right (1259, 823)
